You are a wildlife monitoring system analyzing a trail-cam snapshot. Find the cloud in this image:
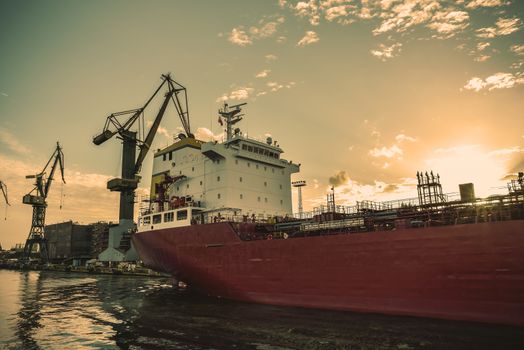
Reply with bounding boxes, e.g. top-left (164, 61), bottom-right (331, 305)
top-left (216, 87), bottom-right (255, 102)
top-left (325, 5), bottom-right (348, 21)
top-left (297, 30), bottom-right (319, 46)
top-left (267, 81), bottom-right (284, 92)
top-left (265, 54), bottom-right (278, 61)
top-left (157, 126), bottom-right (171, 139)
top-left (370, 43), bottom-right (402, 61)
top-left (427, 11), bottom-right (469, 37)
top-left (510, 44), bottom-right (524, 55)
top-left (227, 16), bottom-right (285, 46)
top-left (194, 127), bottom-right (223, 142)
top-left (322, 172), bottom-right (417, 206)
top-left (463, 72), bottom-right (524, 91)
top-left (369, 144), bottom-right (403, 159)
top-left (395, 134), bottom-right (417, 143)
top-left (466, 0), bottom-right (507, 8)
top-left (488, 146), bottom-right (524, 157)
top-left (276, 36), bottom-right (287, 43)
top-left (476, 17), bottom-right (522, 38)
top-left (255, 69), bottom-right (271, 78)
top-left (293, 0), bottom-right (320, 26)
top-left (228, 27), bottom-right (252, 46)
top-left (1, 92), bottom-right (7, 97)
top-left (0, 128), bottom-right (31, 154)
top-left (329, 170), bottom-right (349, 187)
